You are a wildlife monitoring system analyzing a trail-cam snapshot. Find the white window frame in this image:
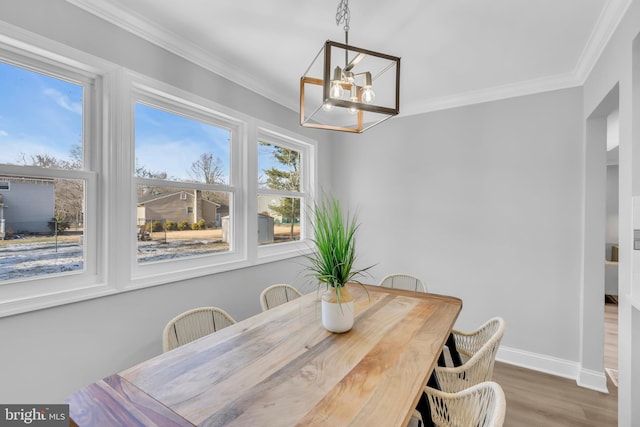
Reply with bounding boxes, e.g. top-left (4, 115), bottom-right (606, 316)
top-left (0, 23), bottom-right (318, 317)
top-left (255, 124), bottom-right (317, 262)
top-left (0, 23), bottom-right (117, 317)
top-left (125, 73), bottom-right (250, 288)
